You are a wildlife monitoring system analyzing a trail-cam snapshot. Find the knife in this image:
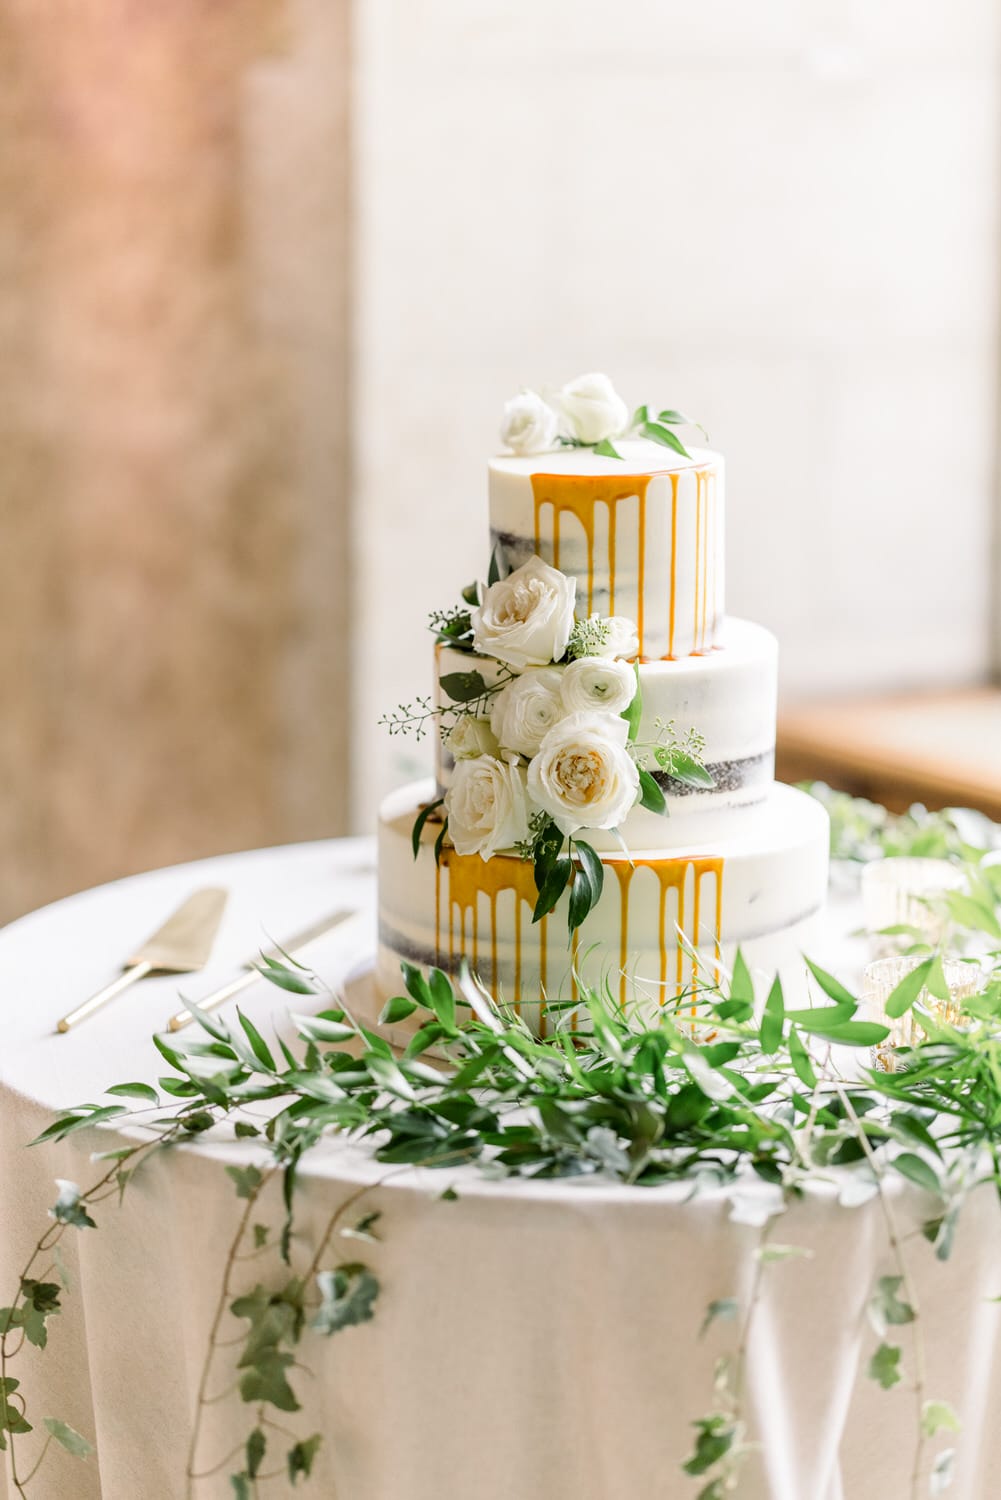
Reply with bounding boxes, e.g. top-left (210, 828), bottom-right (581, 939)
top-left (57, 887), bottom-right (229, 1034)
top-left (166, 907), bottom-right (356, 1032)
